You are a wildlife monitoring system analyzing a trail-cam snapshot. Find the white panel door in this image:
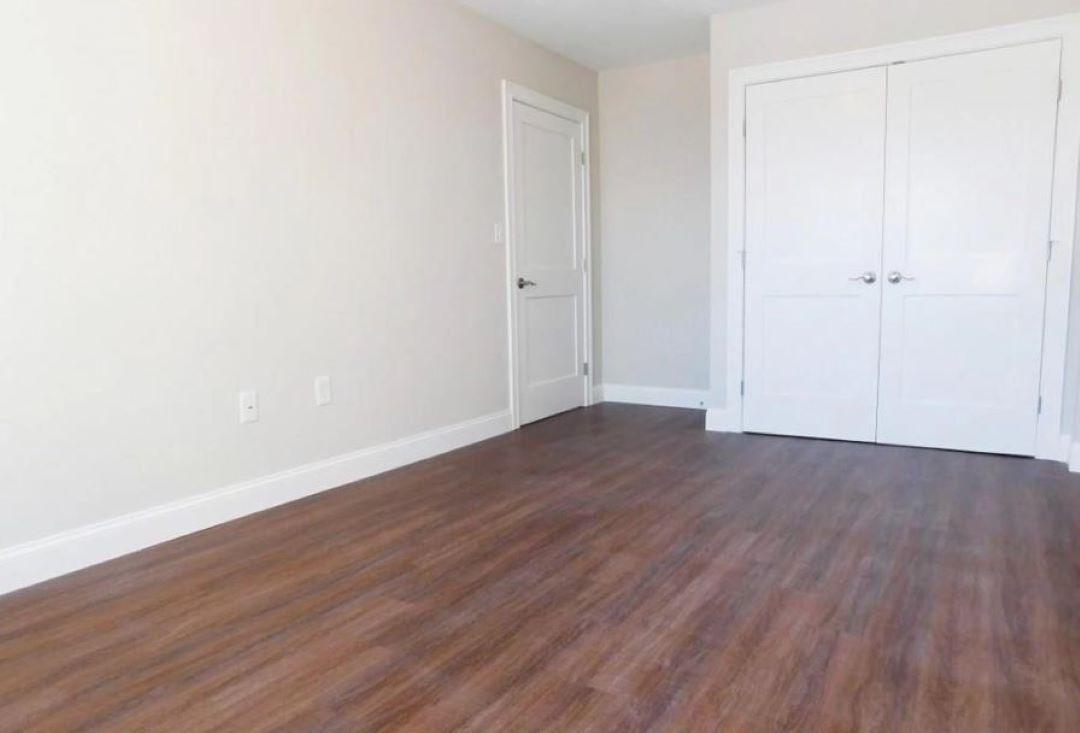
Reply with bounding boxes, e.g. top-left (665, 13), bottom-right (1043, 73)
top-left (877, 42), bottom-right (1061, 456)
top-left (743, 67), bottom-right (888, 442)
top-left (510, 100), bottom-right (587, 425)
